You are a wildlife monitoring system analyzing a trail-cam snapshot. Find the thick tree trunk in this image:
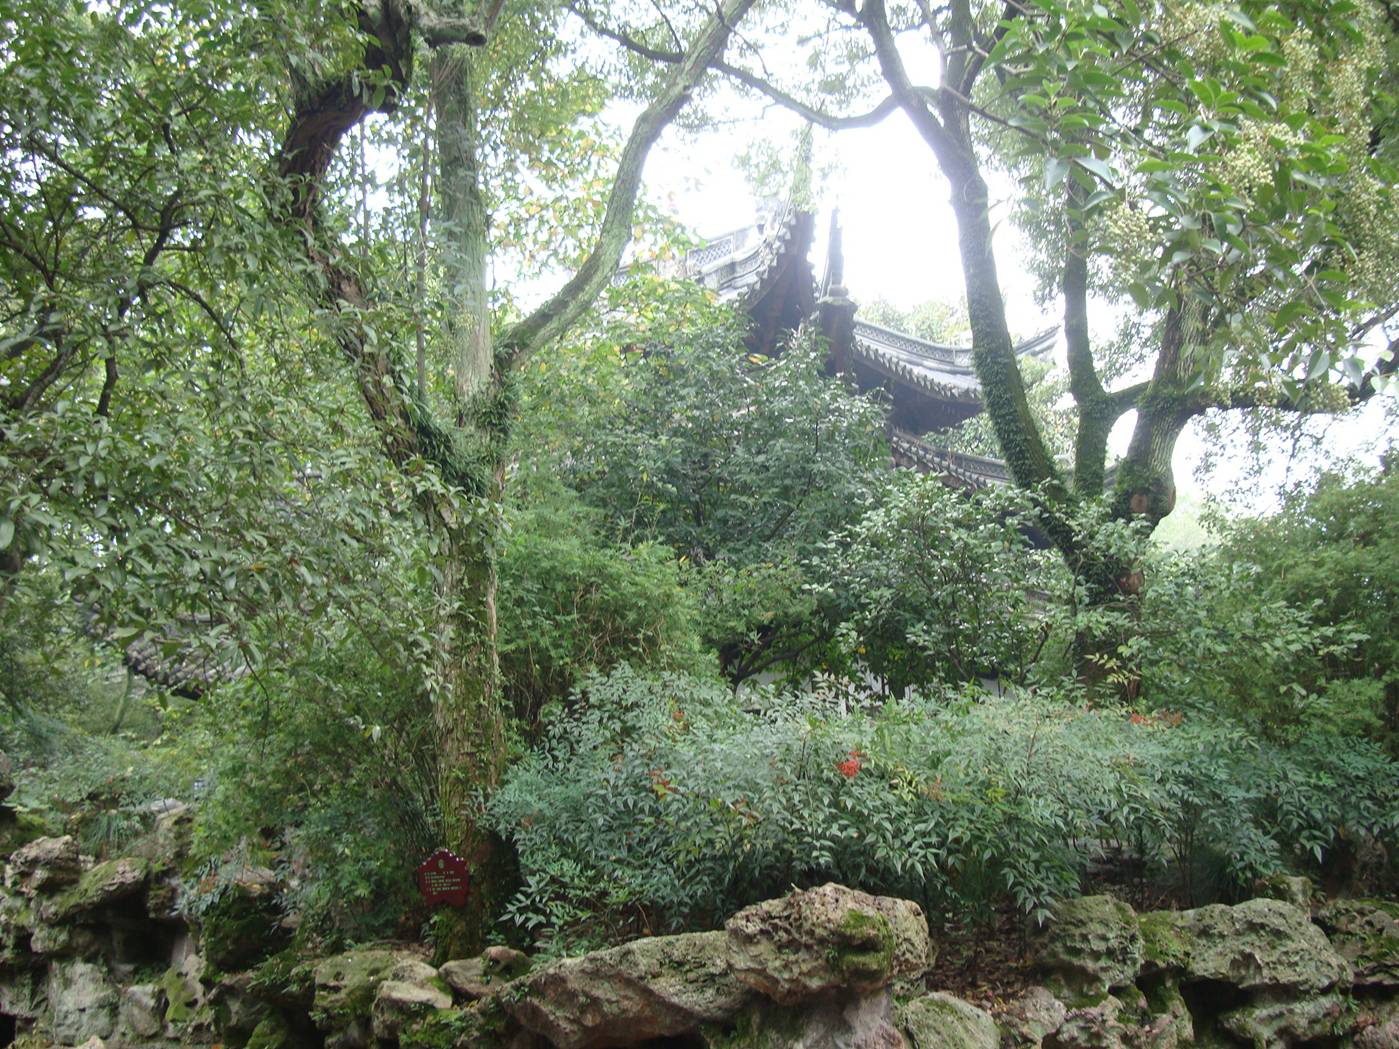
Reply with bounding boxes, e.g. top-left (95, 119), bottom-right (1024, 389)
top-left (428, 493), bottom-right (511, 957)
